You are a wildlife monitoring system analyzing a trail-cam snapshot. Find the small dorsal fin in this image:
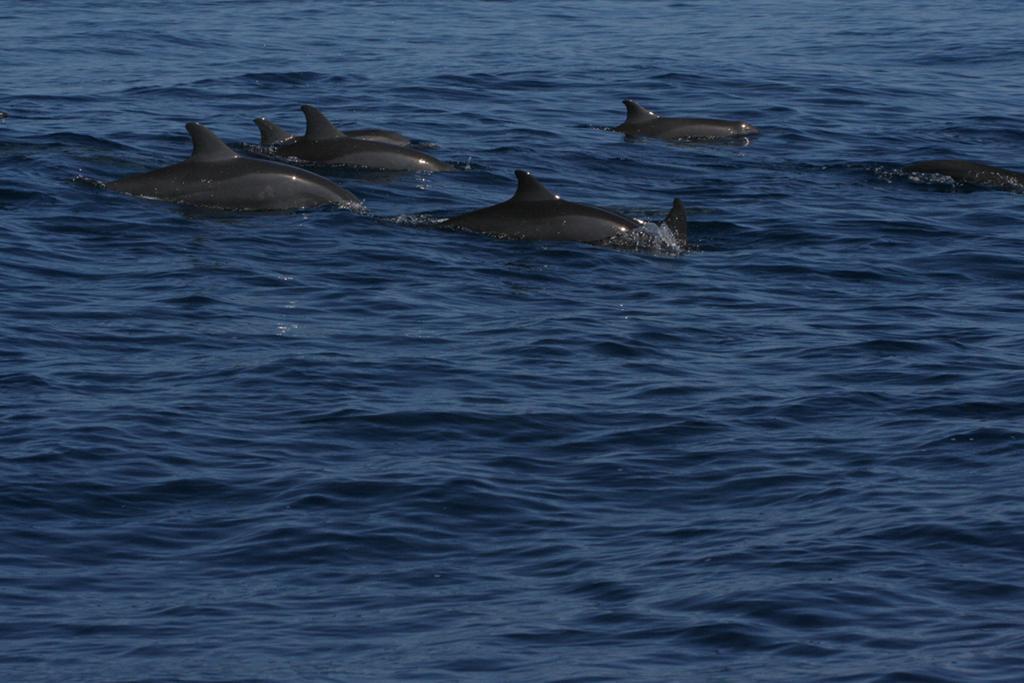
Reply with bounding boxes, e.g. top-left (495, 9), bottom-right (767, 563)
top-left (664, 198), bottom-right (687, 242)
top-left (254, 117), bottom-right (293, 146)
top-left (511, 170), bottom-right (559, 202)
top-left (185, 122), bottom-right (238, 162)
top-left (622, 99), bottom-right (659, 126)
top-left (300, 104), bottom-right (345, 141)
